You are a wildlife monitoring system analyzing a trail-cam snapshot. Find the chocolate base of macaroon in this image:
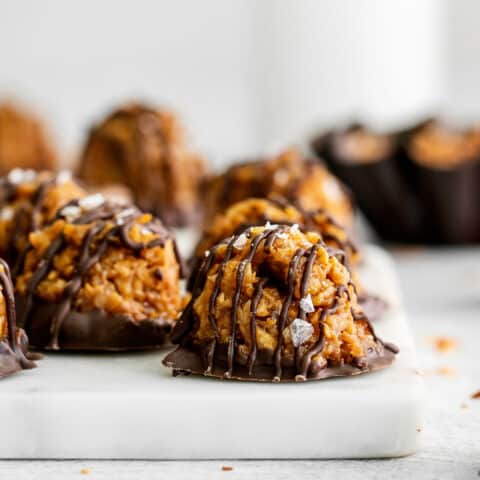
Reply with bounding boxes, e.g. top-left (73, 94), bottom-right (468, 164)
top-left (163, 343), bottom-right (397, 383)
top-left (0, 328), bottom-right (37, 379)
top-left (16, 296), bottom-right (172, 352)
